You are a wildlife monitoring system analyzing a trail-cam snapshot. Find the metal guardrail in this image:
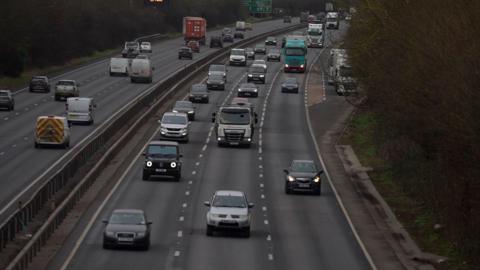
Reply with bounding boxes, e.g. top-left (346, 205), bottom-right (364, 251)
top-left (3, 23), bottom-right (304, 270)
